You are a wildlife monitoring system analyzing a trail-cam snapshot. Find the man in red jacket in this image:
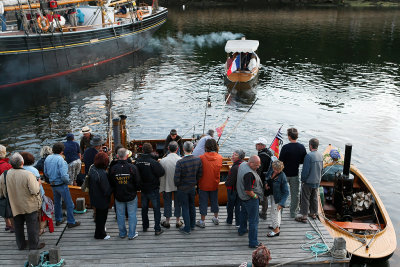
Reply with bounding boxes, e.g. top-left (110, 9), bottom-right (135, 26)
top-left (196, 139), bottom-right (223, 228)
